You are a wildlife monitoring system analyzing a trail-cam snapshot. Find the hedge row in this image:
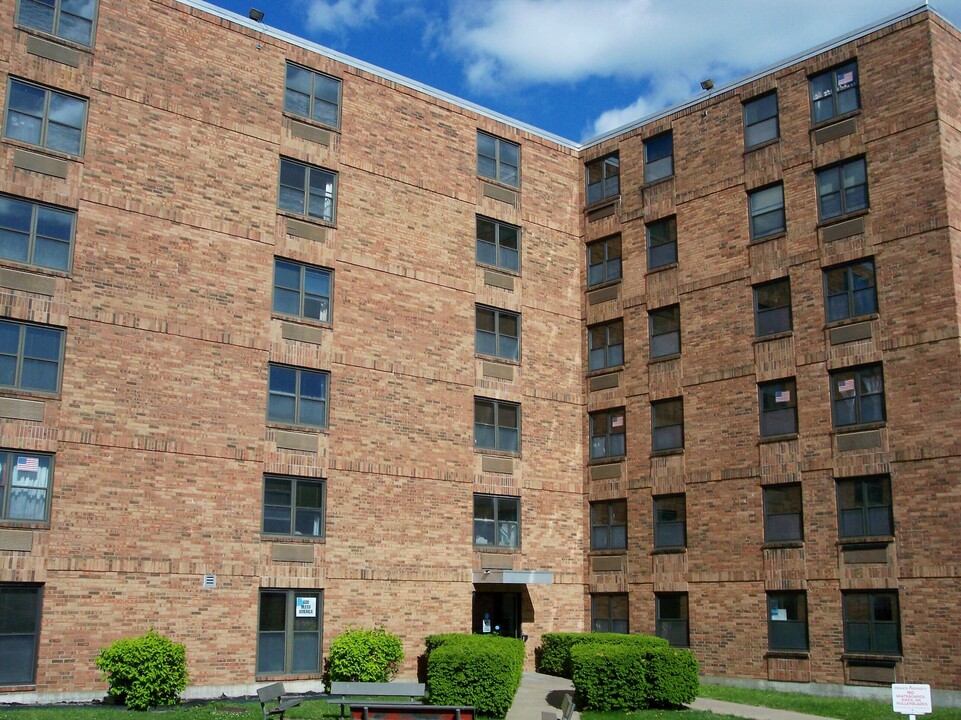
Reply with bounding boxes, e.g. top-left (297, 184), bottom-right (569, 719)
top-left (425, 633), bottom-right (524, 718)
top-left (537, 631), bottom-right (669, 678)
